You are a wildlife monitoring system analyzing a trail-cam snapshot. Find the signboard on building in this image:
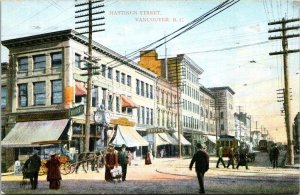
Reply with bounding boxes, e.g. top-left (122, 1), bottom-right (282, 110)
top-left (110, 117), bottom-right (135, 127)
top-left (69, 105), bottom-right (84, 117)
top-left (146, 127), bottom-right (169, 134)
